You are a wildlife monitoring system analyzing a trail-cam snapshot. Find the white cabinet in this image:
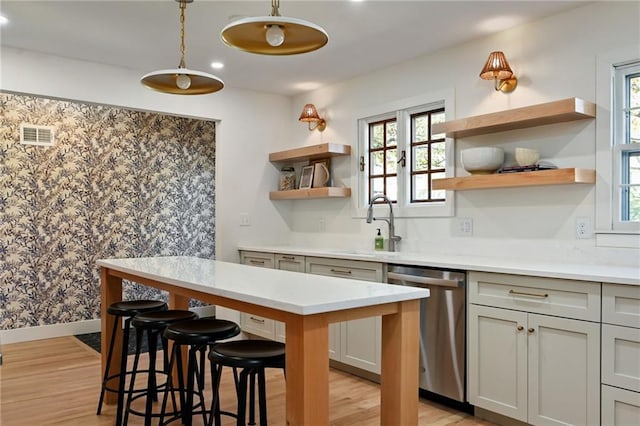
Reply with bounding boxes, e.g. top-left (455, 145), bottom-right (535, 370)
top-left (274, 254), bottom-right (305, 342)
top-left (305, 256), bottom-right (384, 374)
top-left (468, 272), bottom-right (601, 426)
top-left (601, 284), bottom-right (640, 426)
top-left (239, 251), bottom-right (278, 340)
